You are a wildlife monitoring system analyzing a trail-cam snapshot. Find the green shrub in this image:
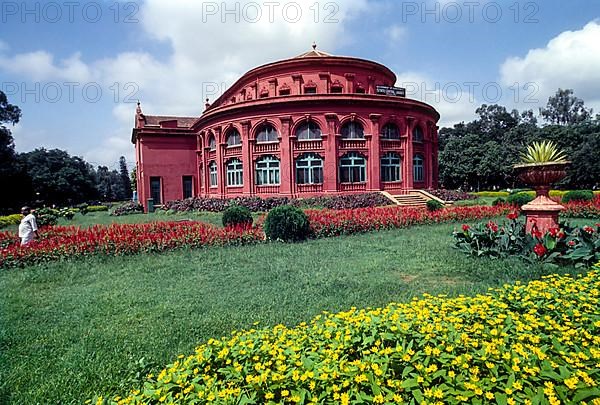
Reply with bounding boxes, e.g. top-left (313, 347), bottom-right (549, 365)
top-left (562, 190), bottom-right (594, 203)
top-left (87, 205), bottom-right (109, 213)
top-left (264, 205), bottom-right (310, 242)
top-left (222, 205), bottom-right (253, 227)
top-left (491, 197), bottom-right (506, 206)
top-left (426, 199), bottom-right (444, 212)
top-left (0, 214), bottom-right (22, 228)
top-left (506, 192), bottom-right (534, 207)
top-left (34, 208), bottom-right (58, 226)
top-left (56, 208), bottom-right (76, 220)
